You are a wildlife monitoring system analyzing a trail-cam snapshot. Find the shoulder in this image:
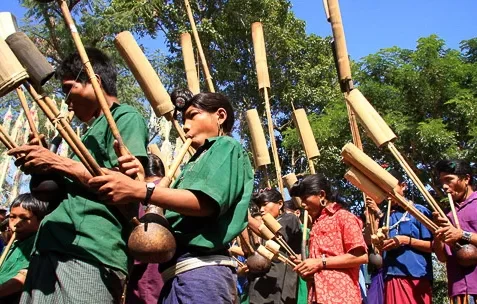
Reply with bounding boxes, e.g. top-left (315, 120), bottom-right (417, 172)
top-left (209, 136), bottom-right (243, 150)
top-left (112, 103), bottom-right (141, 115)
top-left (414, 204), bottom-right (431, 215)
top-left (336, 209), bottom-right (362, 227)
top-left (279, 212), bottom-right (300, 226)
